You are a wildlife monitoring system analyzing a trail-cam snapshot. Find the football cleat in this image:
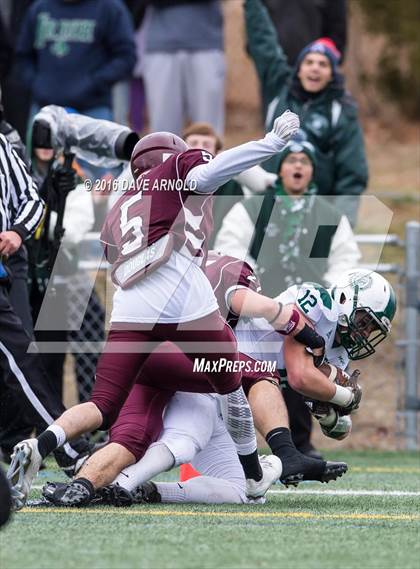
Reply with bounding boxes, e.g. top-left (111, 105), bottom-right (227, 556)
top-left (281, 454), bottom-right (348, 486)
top-left (131, 481), bottom-right (162, 504)
top-left (246, 455), bottom-right (283, 498)
top-left (42, 478), bottom-right (95, 507)
top-left (7, 438), bottom-right (42, 510)
top-left (92, 484), bottom-right (133, 507)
